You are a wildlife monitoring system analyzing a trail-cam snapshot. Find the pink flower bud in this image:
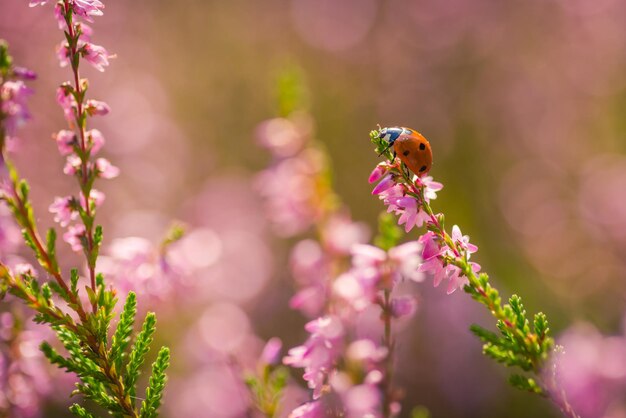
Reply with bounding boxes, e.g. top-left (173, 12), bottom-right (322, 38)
top-left (85, 99), bottom-right (110, 116)
top-left (371, 174), bottom-right (395, 195)
top-left (95, 158), bottom-right (119, 179)
top-left (54, 130), bottom-right (77, 155)
top-left (82, 42), bottom-right (110, 72)
top-left (368, 163), bottom-right (387, 184)
top-left (63, 224), bottom-right (86, 252)
top-left (63, 155), bottom-right (81, 176)
top-left (87, 129), bottom-right (105, 154)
